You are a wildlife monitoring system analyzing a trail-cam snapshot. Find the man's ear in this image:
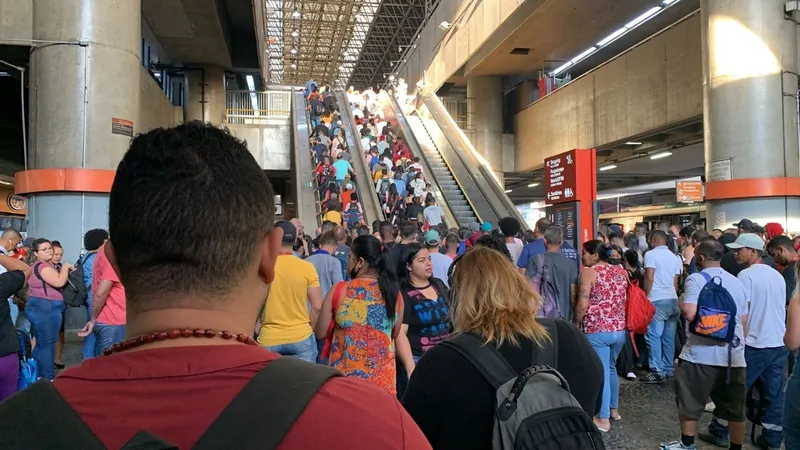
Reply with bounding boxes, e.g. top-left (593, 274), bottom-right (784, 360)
top-left (258, 227), bottom-right (284, 285)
